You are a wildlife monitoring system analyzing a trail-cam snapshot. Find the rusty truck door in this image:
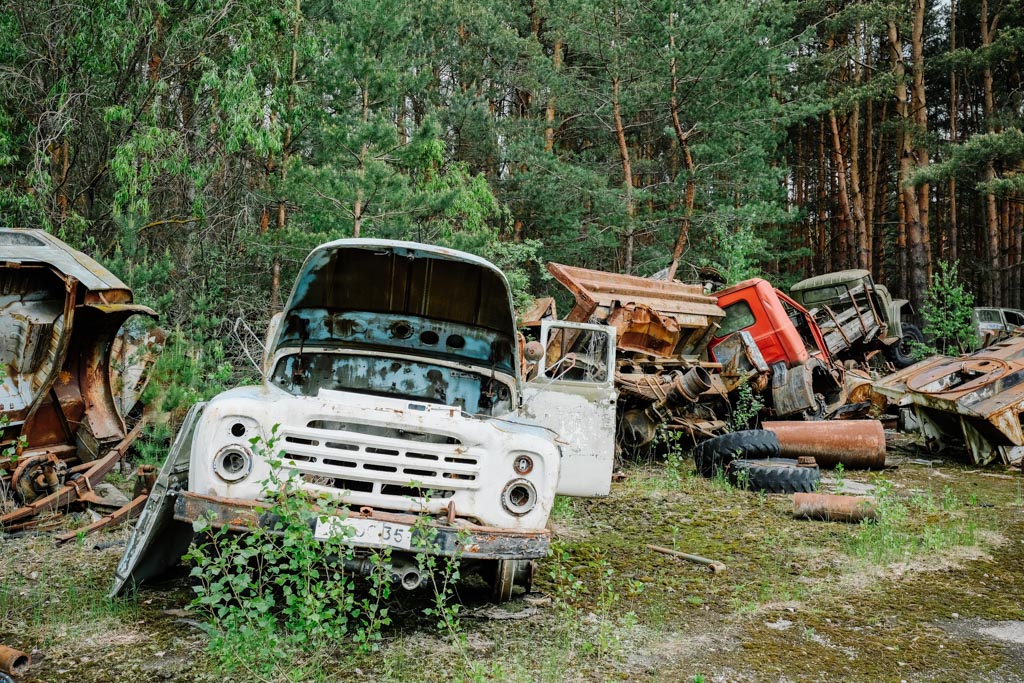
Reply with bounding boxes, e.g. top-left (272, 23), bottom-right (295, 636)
top-left (523, 320), bottom-right (617, 497)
